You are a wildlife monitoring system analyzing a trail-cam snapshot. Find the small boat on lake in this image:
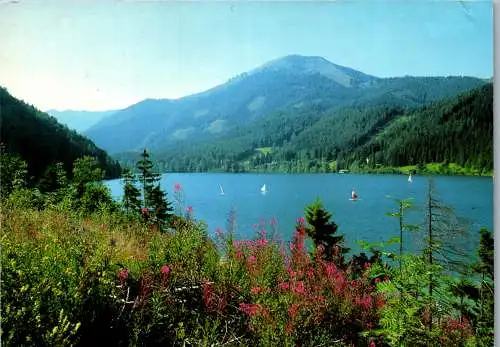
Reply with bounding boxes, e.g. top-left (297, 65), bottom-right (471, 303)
top-left (261, 184), bottom-right (267, 194)
top-left (350, 188), bottom-right (358, 201)
top-left (408, 173), bottom-right (412, 183)
top-left (219, 184), bottom-right (225, 195)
